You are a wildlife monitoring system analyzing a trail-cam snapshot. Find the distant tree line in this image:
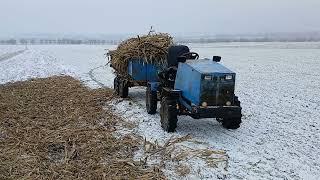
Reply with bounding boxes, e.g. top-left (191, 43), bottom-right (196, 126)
top-left (177, 37), bottom-right (320, 44)
top-left (0, 38), bottom-right (120, 45)
top-left (0, 39), bottom-right (17, 45)
top-left (1, 36), bottom-right (320, 45)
